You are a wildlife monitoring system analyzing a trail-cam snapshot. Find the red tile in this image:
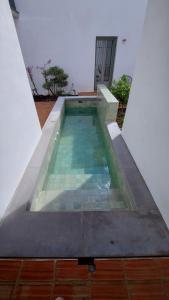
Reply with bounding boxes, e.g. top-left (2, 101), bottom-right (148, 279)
top-left (0, 285), bottom-right (14, 299)
top-left (124, 259), bottom-right (161, 280)
top-left (92, 269), bottom-right (125, 281)
top-left (0, 260), bottom-right (21, 281)
top-left (163, 282), bottom-right (169, 296)
top-left (91, 298), bottom-right (124, 300)
top-left (13, 297), bottom-right (51, 300)
top-left (56, 259), bottom-right (78, 268)
top-left (124, 259), bottom-right (160, 281)
top-left (73, 285), bottom-right (90, 297)
top-left (56, 260), bottom-right (88, 280)
top-left (91, 259), bottom-right (125, 281)
top-left (56, 266), bottom-right (88, 280)
top-left (91, 283), bottom-right (128, 299)
top-left (13, 284), bottom-right (51, 299)
top-left (161, 269), bottom-right (169, 279)
top-left (52, 284), bottom-right (90, 300)
top-left (95, 259), bottom-right (124, 269)
top-left (128, 283), bottom-right (163, 295)
top-left (156, 259), bottom-right (169, 279)
top-left (125, 268), bottom-right (160, 280)
top-left (156, 258), bottom-right (169, 268)
top-left (20, 260), bottom-right (54, 281)
top-left (53, 284), bottom-right (73, 297)
top-left (131, 296), bottom-right (168, 300)
top-left (124, 259), bottom-right (156, 268)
